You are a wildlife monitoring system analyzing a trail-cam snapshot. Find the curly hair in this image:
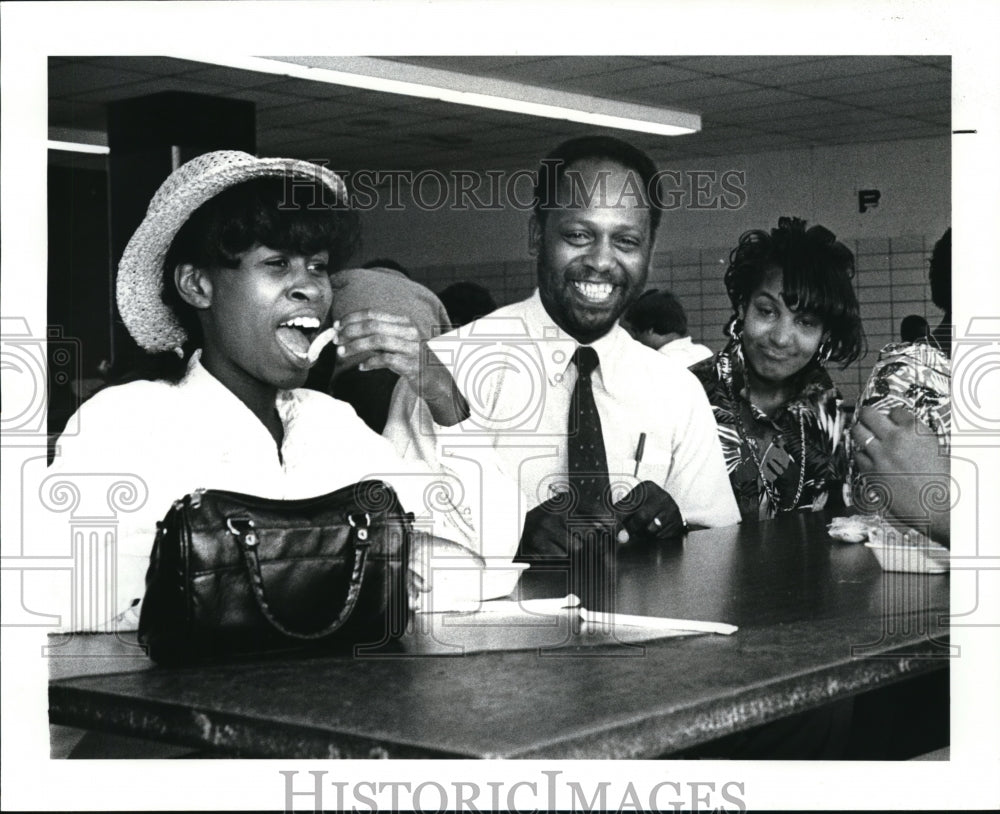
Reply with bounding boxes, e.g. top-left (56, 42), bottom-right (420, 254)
top-left (723, 217), bottom-right (864, 367)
